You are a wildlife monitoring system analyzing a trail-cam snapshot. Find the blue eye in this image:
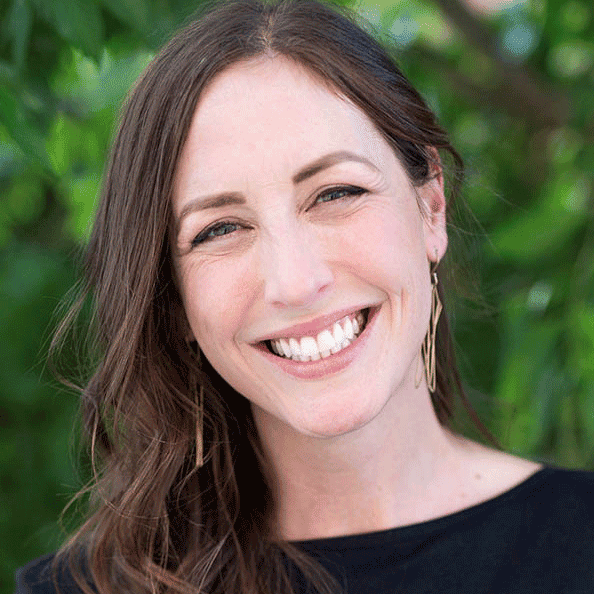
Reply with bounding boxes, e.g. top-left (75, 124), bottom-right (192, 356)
top-left (315, 185), bottom-right (366, 204)
top-left (190, 186), bottom-right (365, 248)
top-left (192, 221), bottom-right (241, 246)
